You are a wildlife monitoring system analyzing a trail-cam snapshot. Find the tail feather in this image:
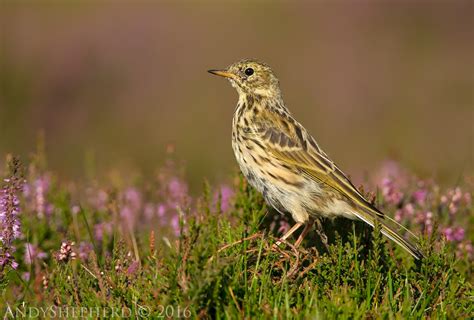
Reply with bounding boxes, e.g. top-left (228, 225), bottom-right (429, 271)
top-left (379, 221), bottom-right (425, 260)
top-left (351, 208), bottom-right (425, 260)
